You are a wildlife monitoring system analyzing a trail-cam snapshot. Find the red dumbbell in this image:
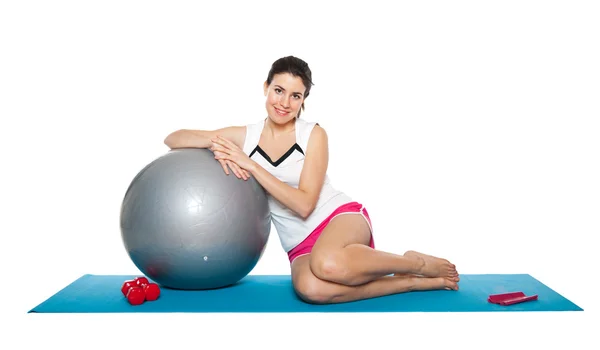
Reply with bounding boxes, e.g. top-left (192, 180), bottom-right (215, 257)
top-left (121, 279), bottom-right (146, 305)
top-left (142, 283), bottom-right (161, 301)
top-left (125, 286), bottom-right (145, 305)
top-left (134, 276), bottom-right (161, 301)
top-left (121, 279), bottom-right (137, 296)
top-left (134, 276), bottom-right (149, 286)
